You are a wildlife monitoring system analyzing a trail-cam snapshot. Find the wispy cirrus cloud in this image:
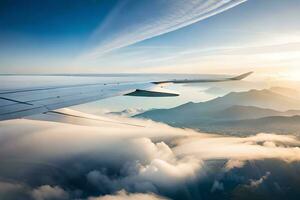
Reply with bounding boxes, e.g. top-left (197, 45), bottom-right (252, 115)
top-left (82, 0), bottom-right (247, 59)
